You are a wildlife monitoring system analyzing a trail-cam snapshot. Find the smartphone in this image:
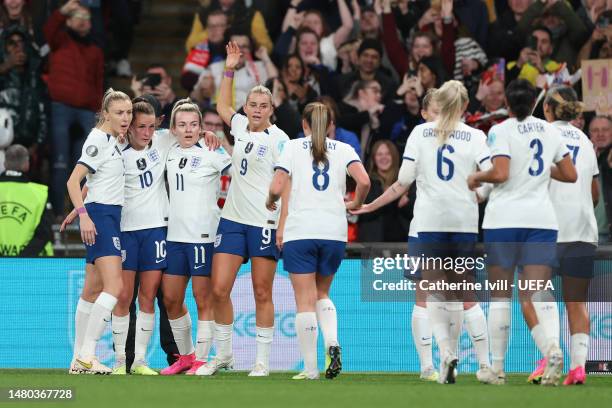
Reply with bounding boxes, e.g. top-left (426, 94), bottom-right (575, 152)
top-left (142, 73), bottom-right (162, 89)
top-left (596, 16), bottom-right (609, 29)
top-left (526, 35), bottom-right (538, 50)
